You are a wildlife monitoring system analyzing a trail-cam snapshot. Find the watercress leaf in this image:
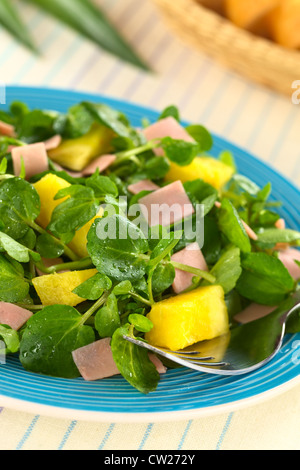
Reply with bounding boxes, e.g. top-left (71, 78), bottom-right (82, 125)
top-left (17, 109), bottom-right (59, 143)
top-left (0, 231), bottom-right (32, 262)
top-left (201, 216), bottom-right (222, 266)
top-left (231, 174), bottom-right (260, 196)
top-left (184, 179), bottom-right (218, 216)
top-left (48, 185), bottom-right (98, 236)
top-left (73, 273), bottom-right (112, 300)
top-left (85, 174), bottom-right (118, 198)
top-left (62, 103), bottom-right (94, 139)
top-left (0, 177), bottom-right (40, 239)
top-left (36, 233), bottom-right (65, 259)
top-left (0, 254), bottom-right (29, 303)
top-left (17, 228), bottom-right (36, 250)
top-left (152, 262), bottom-right (175, 294)
top-left (128, 314), bottom-right (153, 333)
top-left (87, 215), bottom-right (149, 282)
top-left (161, 137), bottom-right (200, 166)
top-left (94, 293), bottom-right (120, 337)
top-left (149, 231), bottom-right (182, 265)
top-left (217, 198), bottom-right (251, 253)
top-left (185, 124), bottom-right (213, 152)
top-left (0, 324), bottom-right (20, 354)
top-left (19, 305), bottom-right (95, 378)
top-left (219, 151), bottom-right (236, 172)
top-left (0, 158), bottom-right (7, 175)
top-left (82, 102), bottom-right (135, 140)
top-left (158, 105), bottom-right (180, 122)
top-left (111, 325), bottom-right (160, 394)
top-left (202, 246), bottom-right (242, 294)
top-left (134, 156), bottom-right (170, 181)
top-left (256, 228), bottom-right (300, 248)
top-left (236, 252), bottom-right (295, 306)
top-left (113, 280), bottom-right (133, 295)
